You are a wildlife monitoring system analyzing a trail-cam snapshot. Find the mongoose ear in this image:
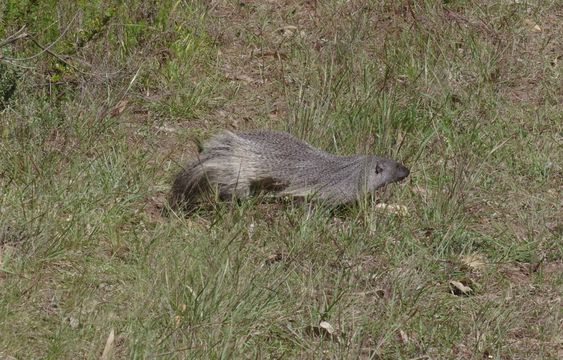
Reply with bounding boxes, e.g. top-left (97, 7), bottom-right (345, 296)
top-left (375, 164), bottom-right (384, 174)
